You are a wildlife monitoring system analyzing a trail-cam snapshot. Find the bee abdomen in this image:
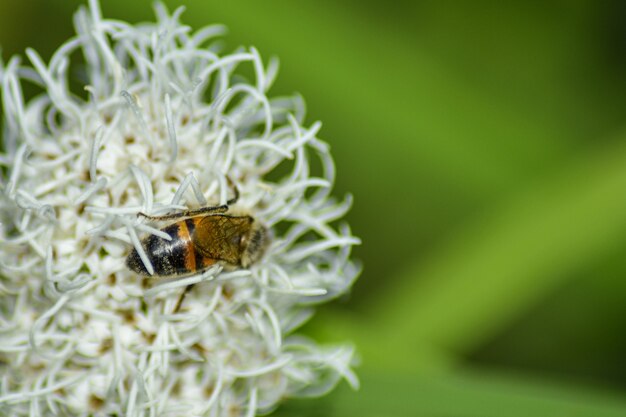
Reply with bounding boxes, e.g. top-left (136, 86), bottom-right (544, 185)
top-left (126, 222), bottom-right (194, 277)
